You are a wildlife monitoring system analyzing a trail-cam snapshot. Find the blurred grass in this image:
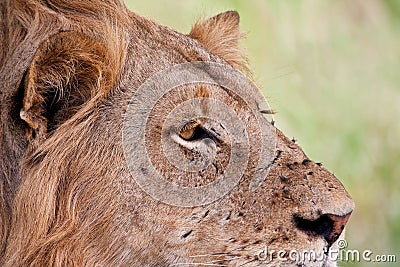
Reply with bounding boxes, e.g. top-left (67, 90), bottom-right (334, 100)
top-left (125, 1), bottom-right (400, 266)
